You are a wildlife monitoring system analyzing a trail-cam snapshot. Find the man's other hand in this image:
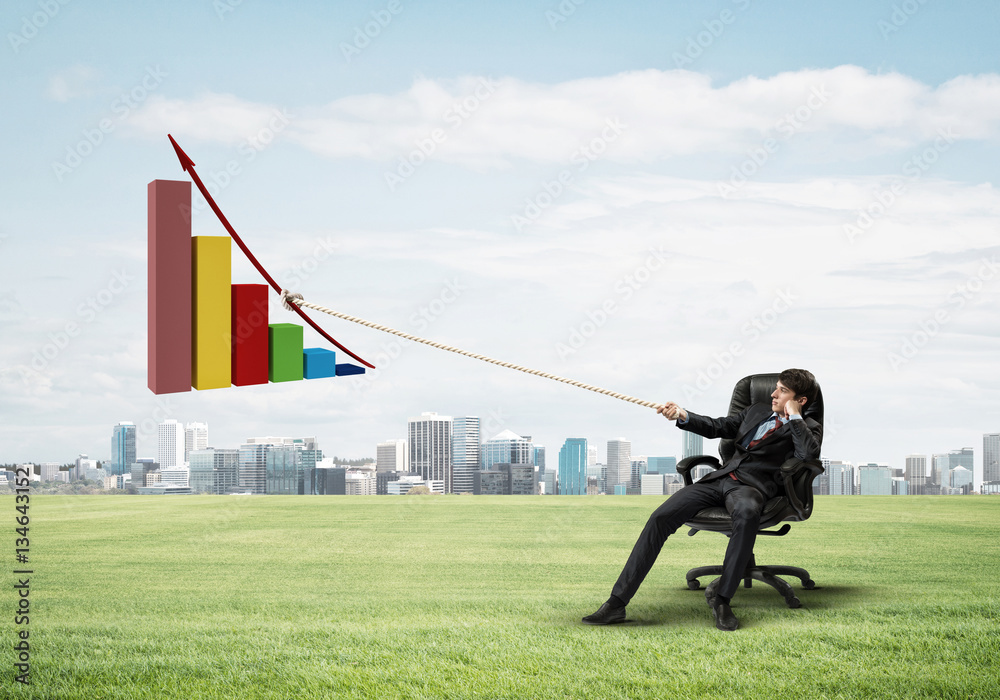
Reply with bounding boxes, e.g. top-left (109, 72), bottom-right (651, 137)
top-left (658, 402), bottom-right (687, 422)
